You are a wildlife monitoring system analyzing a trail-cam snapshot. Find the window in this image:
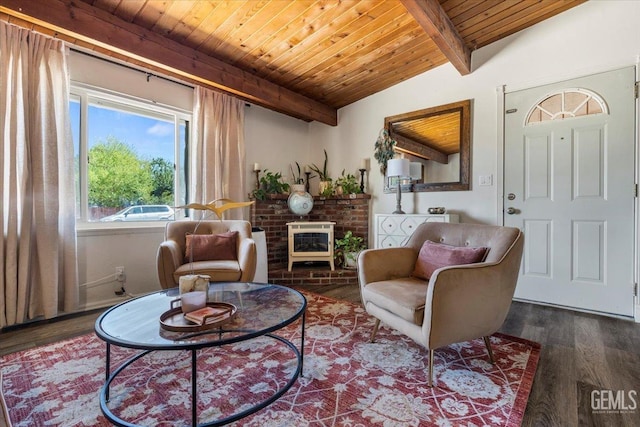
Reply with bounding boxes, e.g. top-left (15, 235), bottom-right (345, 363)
top-left (71, 84), bottom-right (191, 222)
top-left (526, 89), bottom-right (607, 125)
